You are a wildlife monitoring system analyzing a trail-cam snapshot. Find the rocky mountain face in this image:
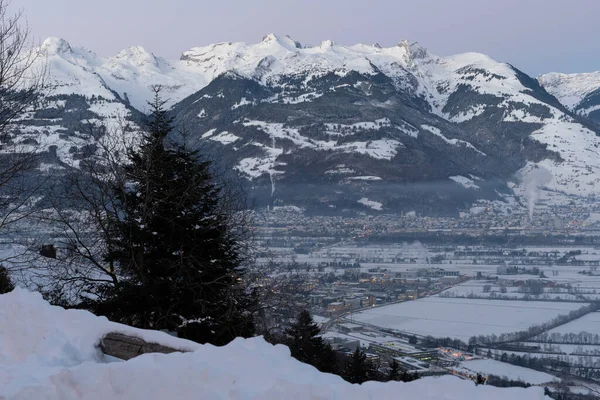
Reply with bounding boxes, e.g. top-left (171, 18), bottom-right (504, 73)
top-left (11, 35), bottom-right (600, 215)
